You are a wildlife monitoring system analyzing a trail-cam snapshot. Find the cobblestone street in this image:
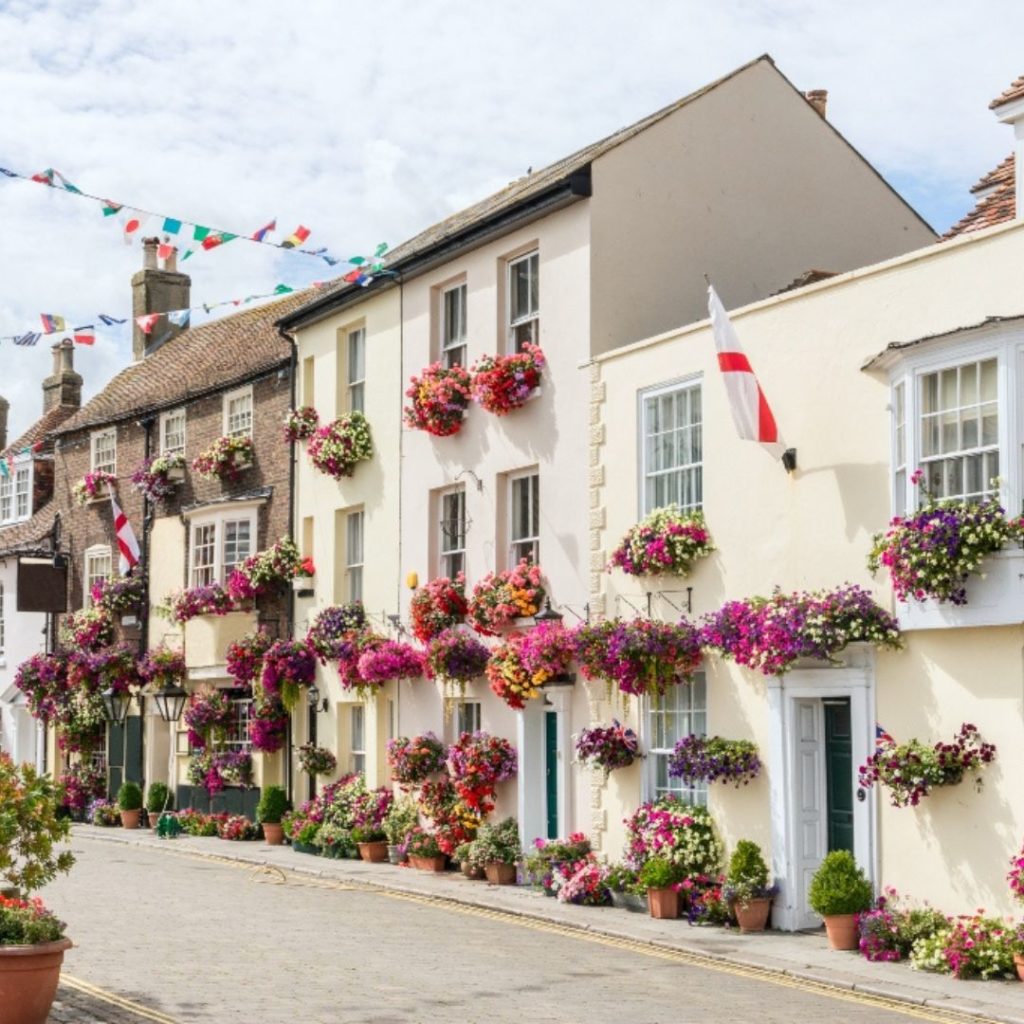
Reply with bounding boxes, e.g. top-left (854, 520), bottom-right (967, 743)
top-left (39, 834), bottom-right (983, 1024)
